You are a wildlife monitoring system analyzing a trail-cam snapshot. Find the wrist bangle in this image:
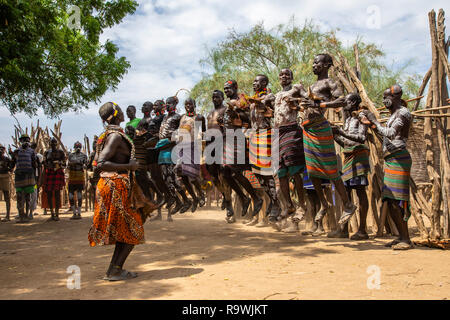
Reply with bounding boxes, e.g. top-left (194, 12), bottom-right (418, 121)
top-left (319, 102), bottom-right (327, 108)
